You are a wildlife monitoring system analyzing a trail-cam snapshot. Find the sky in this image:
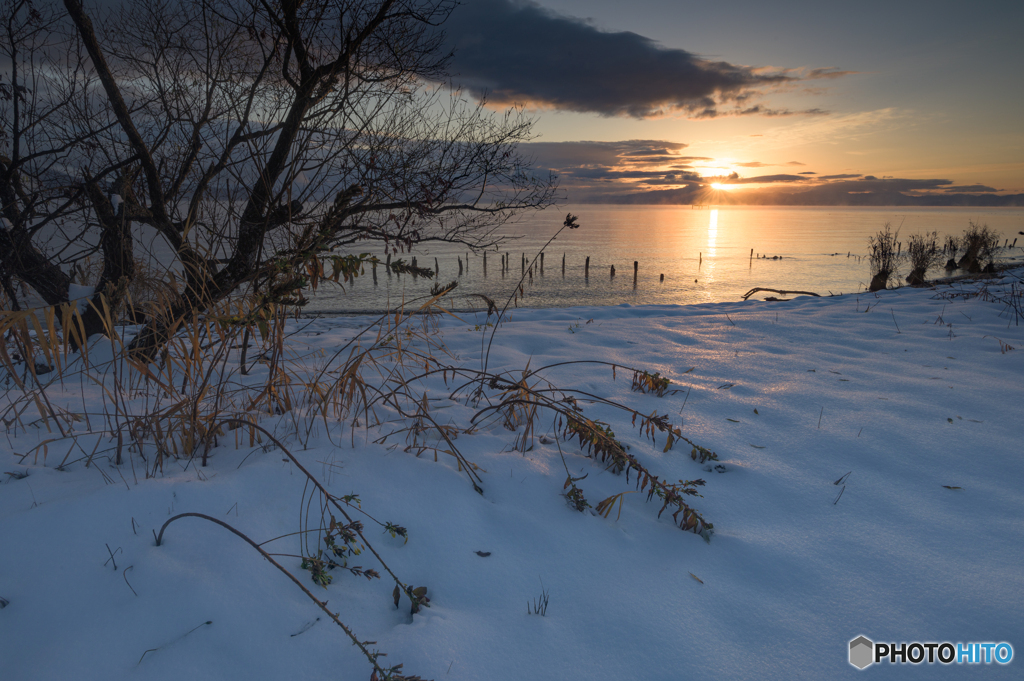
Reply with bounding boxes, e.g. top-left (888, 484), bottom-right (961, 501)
top-left (442, 0), bottom-right (1024, 205)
